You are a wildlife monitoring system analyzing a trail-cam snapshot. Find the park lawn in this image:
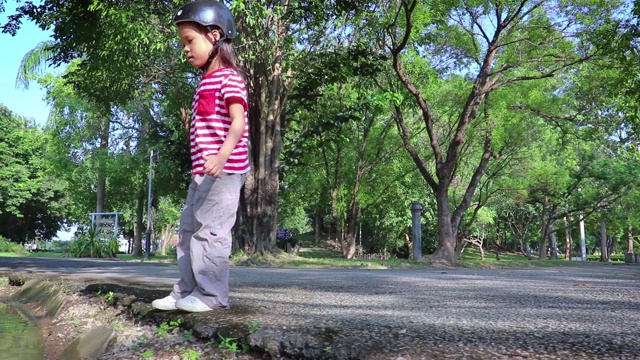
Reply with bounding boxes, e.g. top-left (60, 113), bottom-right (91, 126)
top-left (116, 253), bottom-right (176, 262)
top-left (232, 249), bottom-right (425, 269)
top-left (458, 248), bottom-right (626, 267)
top-left (24, 251), bottom-right (65, 258)
top-left (0, 252), bottom-right (22, 257)
top-left (2, 242), bottom-right (628, 268)
top-left (0, 251), bottom-right (176, 262)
